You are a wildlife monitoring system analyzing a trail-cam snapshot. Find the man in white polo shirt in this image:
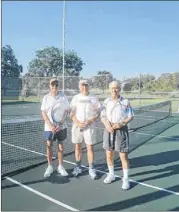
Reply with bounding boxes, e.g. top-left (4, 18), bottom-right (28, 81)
top-left (70, 79), bottom-right (101, 179)
top-left (41, 78), bottom-right (69, 178)
top-left (101, 80), bottom-right (134, 190)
